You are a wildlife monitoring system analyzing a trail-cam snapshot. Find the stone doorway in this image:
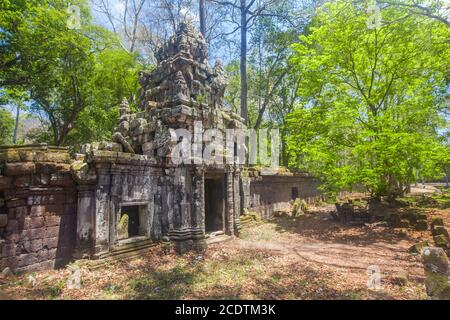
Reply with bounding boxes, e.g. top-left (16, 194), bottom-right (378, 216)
top-left (205, 177), bottom-right (226, 234)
